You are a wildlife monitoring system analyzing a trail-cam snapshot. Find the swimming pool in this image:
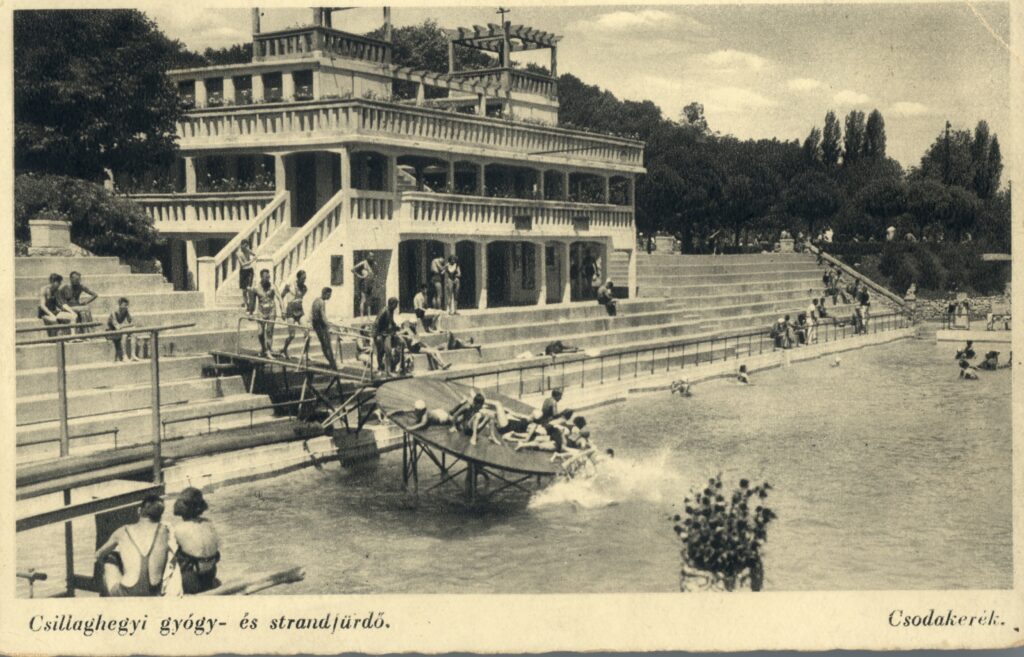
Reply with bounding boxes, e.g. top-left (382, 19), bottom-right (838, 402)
top-left (17, 335), bottom-right (1012, 594)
